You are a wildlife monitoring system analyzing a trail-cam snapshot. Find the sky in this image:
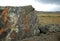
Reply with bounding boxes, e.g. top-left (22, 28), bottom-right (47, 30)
top-left (0, 0), bottom-right (60, 11)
